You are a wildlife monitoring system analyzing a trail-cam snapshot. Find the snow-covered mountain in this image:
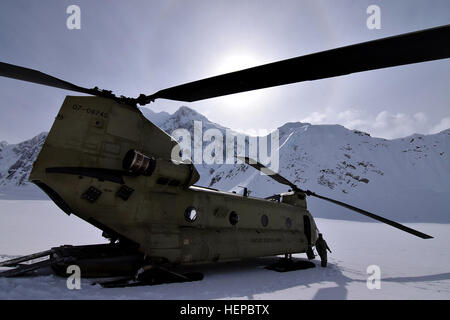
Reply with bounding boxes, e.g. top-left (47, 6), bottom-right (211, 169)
top-left (1, 106), bottom-right (449, 222)
top-left (142, 106), bottom-right (241, 187)
top-left (0, 132), bottom-right (47, 189)
top-left (142, 106), bottom-right (450, 223)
